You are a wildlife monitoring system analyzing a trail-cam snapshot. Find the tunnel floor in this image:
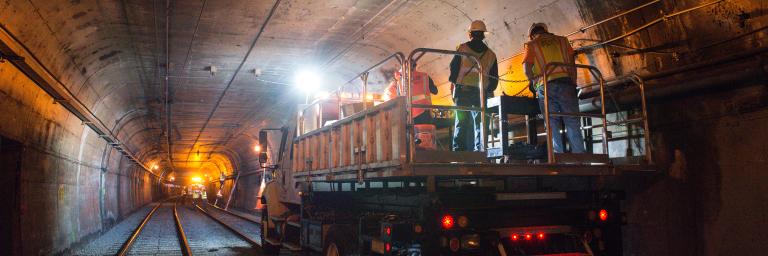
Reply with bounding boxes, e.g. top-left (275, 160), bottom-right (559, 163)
top-left (67, 201), bottom-right (267, 256)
